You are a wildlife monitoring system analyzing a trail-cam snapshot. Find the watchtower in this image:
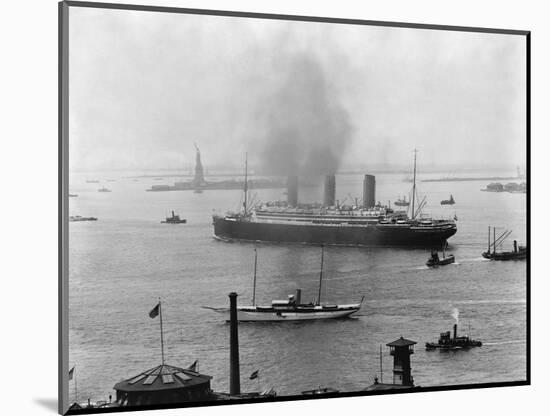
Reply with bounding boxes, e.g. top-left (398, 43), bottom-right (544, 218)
top-left (387, 337), bottom-right (417, 386)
